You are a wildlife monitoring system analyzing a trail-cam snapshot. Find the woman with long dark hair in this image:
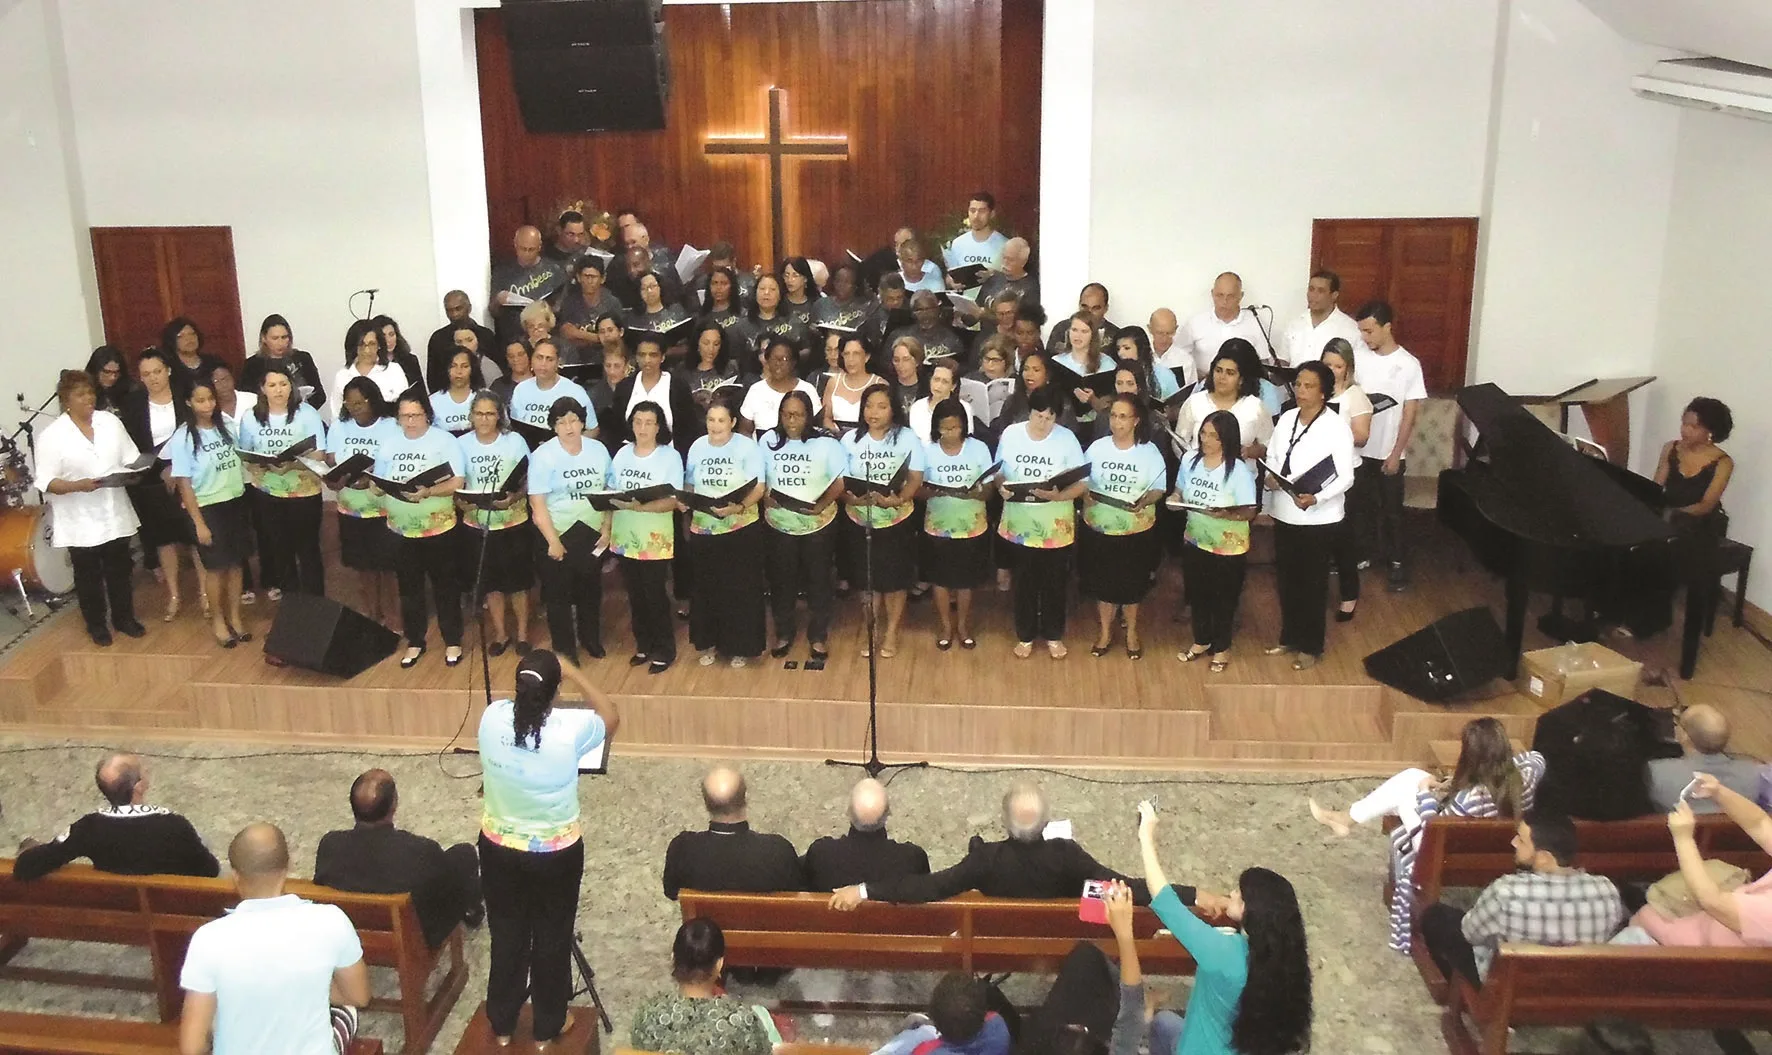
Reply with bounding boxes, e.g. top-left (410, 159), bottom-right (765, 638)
top-left (634, 272), bottom-right (693, 365)
top-left (329, 319), bottom-right (409, 425)
top-left (996, 387), bottom-right (1088, 659)
top-left (168, 377), bottom-right (250, 647)
top-left (1137, 802), bottom-right (1313, 1055)
top-left (610, 402), bottom-right (684, 673)
top-left (1310, 716), bottom-right (1545, 954)
top-left (1174, 411), bottom-right (1258, 672)
top-left (780, 256), bottom-right (823, 330)
top-left (841, 384), bottom-right (926, 659)
top-left (476, 649), bottom-right (618, 1049)
top-left (372, 314), bottom-right (425, 390)
top-left (1113, 325), bottom-right (1182, 405)
top-left (119, 348), bottom-right (197, 619)
top-left (997, 350), bottom-right (1072, 437)
top-left (700, 266), bottom-right (750, 337)
top-left (823, 334), bottom-right (884, 436)
top-left (376, 392), bottom-right (467, 669)
top-left (324, 377), bottom-right (398, 626)
top-left (457, 392), bottom-right (535, 655)
top-left (746, 275), bottom-right (811, 372)
top-left (84, 345), bottom-right (135, 412)
top-left (683, 395), bottom-right (767, 667)
top-left (630, 918), bottom-right (774, 1055)
top-left (1173, 339), bottom-right (1272, 461)
top-left (160, 316), bottom-right (224, 396)
top-left (241, 314), bottom-right (326, 412)
top-left (679, 323), bottom-right (745, 426)
top-left (919, 397), bottom-right (994, 650)
top-left (1262, 360), bottom-right (1354, 671)
top-left (761, 390), bottom-right (847, 661)
top-left (239, 362), bottom-right (328, 598)
top-left (1081, 394), bottom-right (1167, 659)
top-left (431, 336), bottom-right (488, 436)
top-left (529, 397), bottom-right (611, 664)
